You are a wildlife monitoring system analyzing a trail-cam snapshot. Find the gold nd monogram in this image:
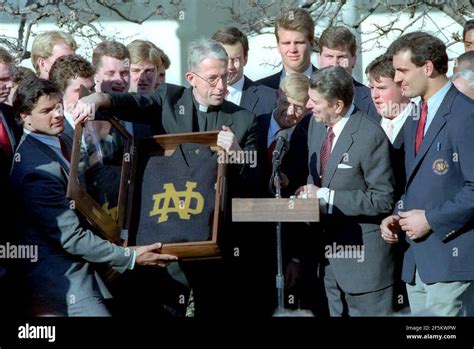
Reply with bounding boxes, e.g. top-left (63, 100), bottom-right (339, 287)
top-left (149, 181), bottom-right (204, 223)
